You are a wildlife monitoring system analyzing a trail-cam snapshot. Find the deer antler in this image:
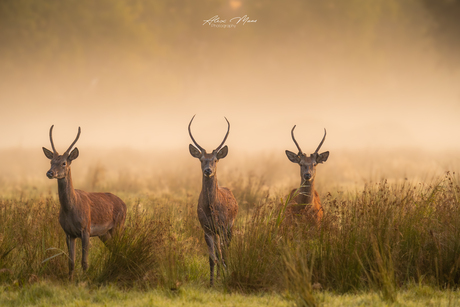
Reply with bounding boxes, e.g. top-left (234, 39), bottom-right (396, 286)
top-left (189, 116), bottom-right (230, 153)
top-left (314, 129), bottom-right (327, 155)
top-left (49, 125), bottom-right (58, 154)
top-left (188, 115), bottom-right (206, 153)
top-left (291, 125), bottom-right (303, 155)
top-left (64, 127), bottom-right (81, 155)
top-left (215, 117), bottom-right (230, 152)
